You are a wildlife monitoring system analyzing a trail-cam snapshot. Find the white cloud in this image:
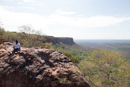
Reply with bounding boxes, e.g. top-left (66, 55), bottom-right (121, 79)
top-left (18, 6), bottom-right (35, 10)
top-left (17, 2), bottom-right (24, 4)
top-left (0, 6), bottom-right (130, 37)
top-left (2, 0), bottom-right (15, 1)
top-left (0, 6), bottom-right (48, 31)
top-left (48, 14), bottom-right (130, 28)
top-left (0, 6), bottom-right (14, 10)
top-left (77, 15), bottom-right (84, 17)
top-left (23, 0), bottom-right (35, 3)
top-left (56, 9), bottom-right (75, 15)
top-left (31, 3), bottom-right (44, 8)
